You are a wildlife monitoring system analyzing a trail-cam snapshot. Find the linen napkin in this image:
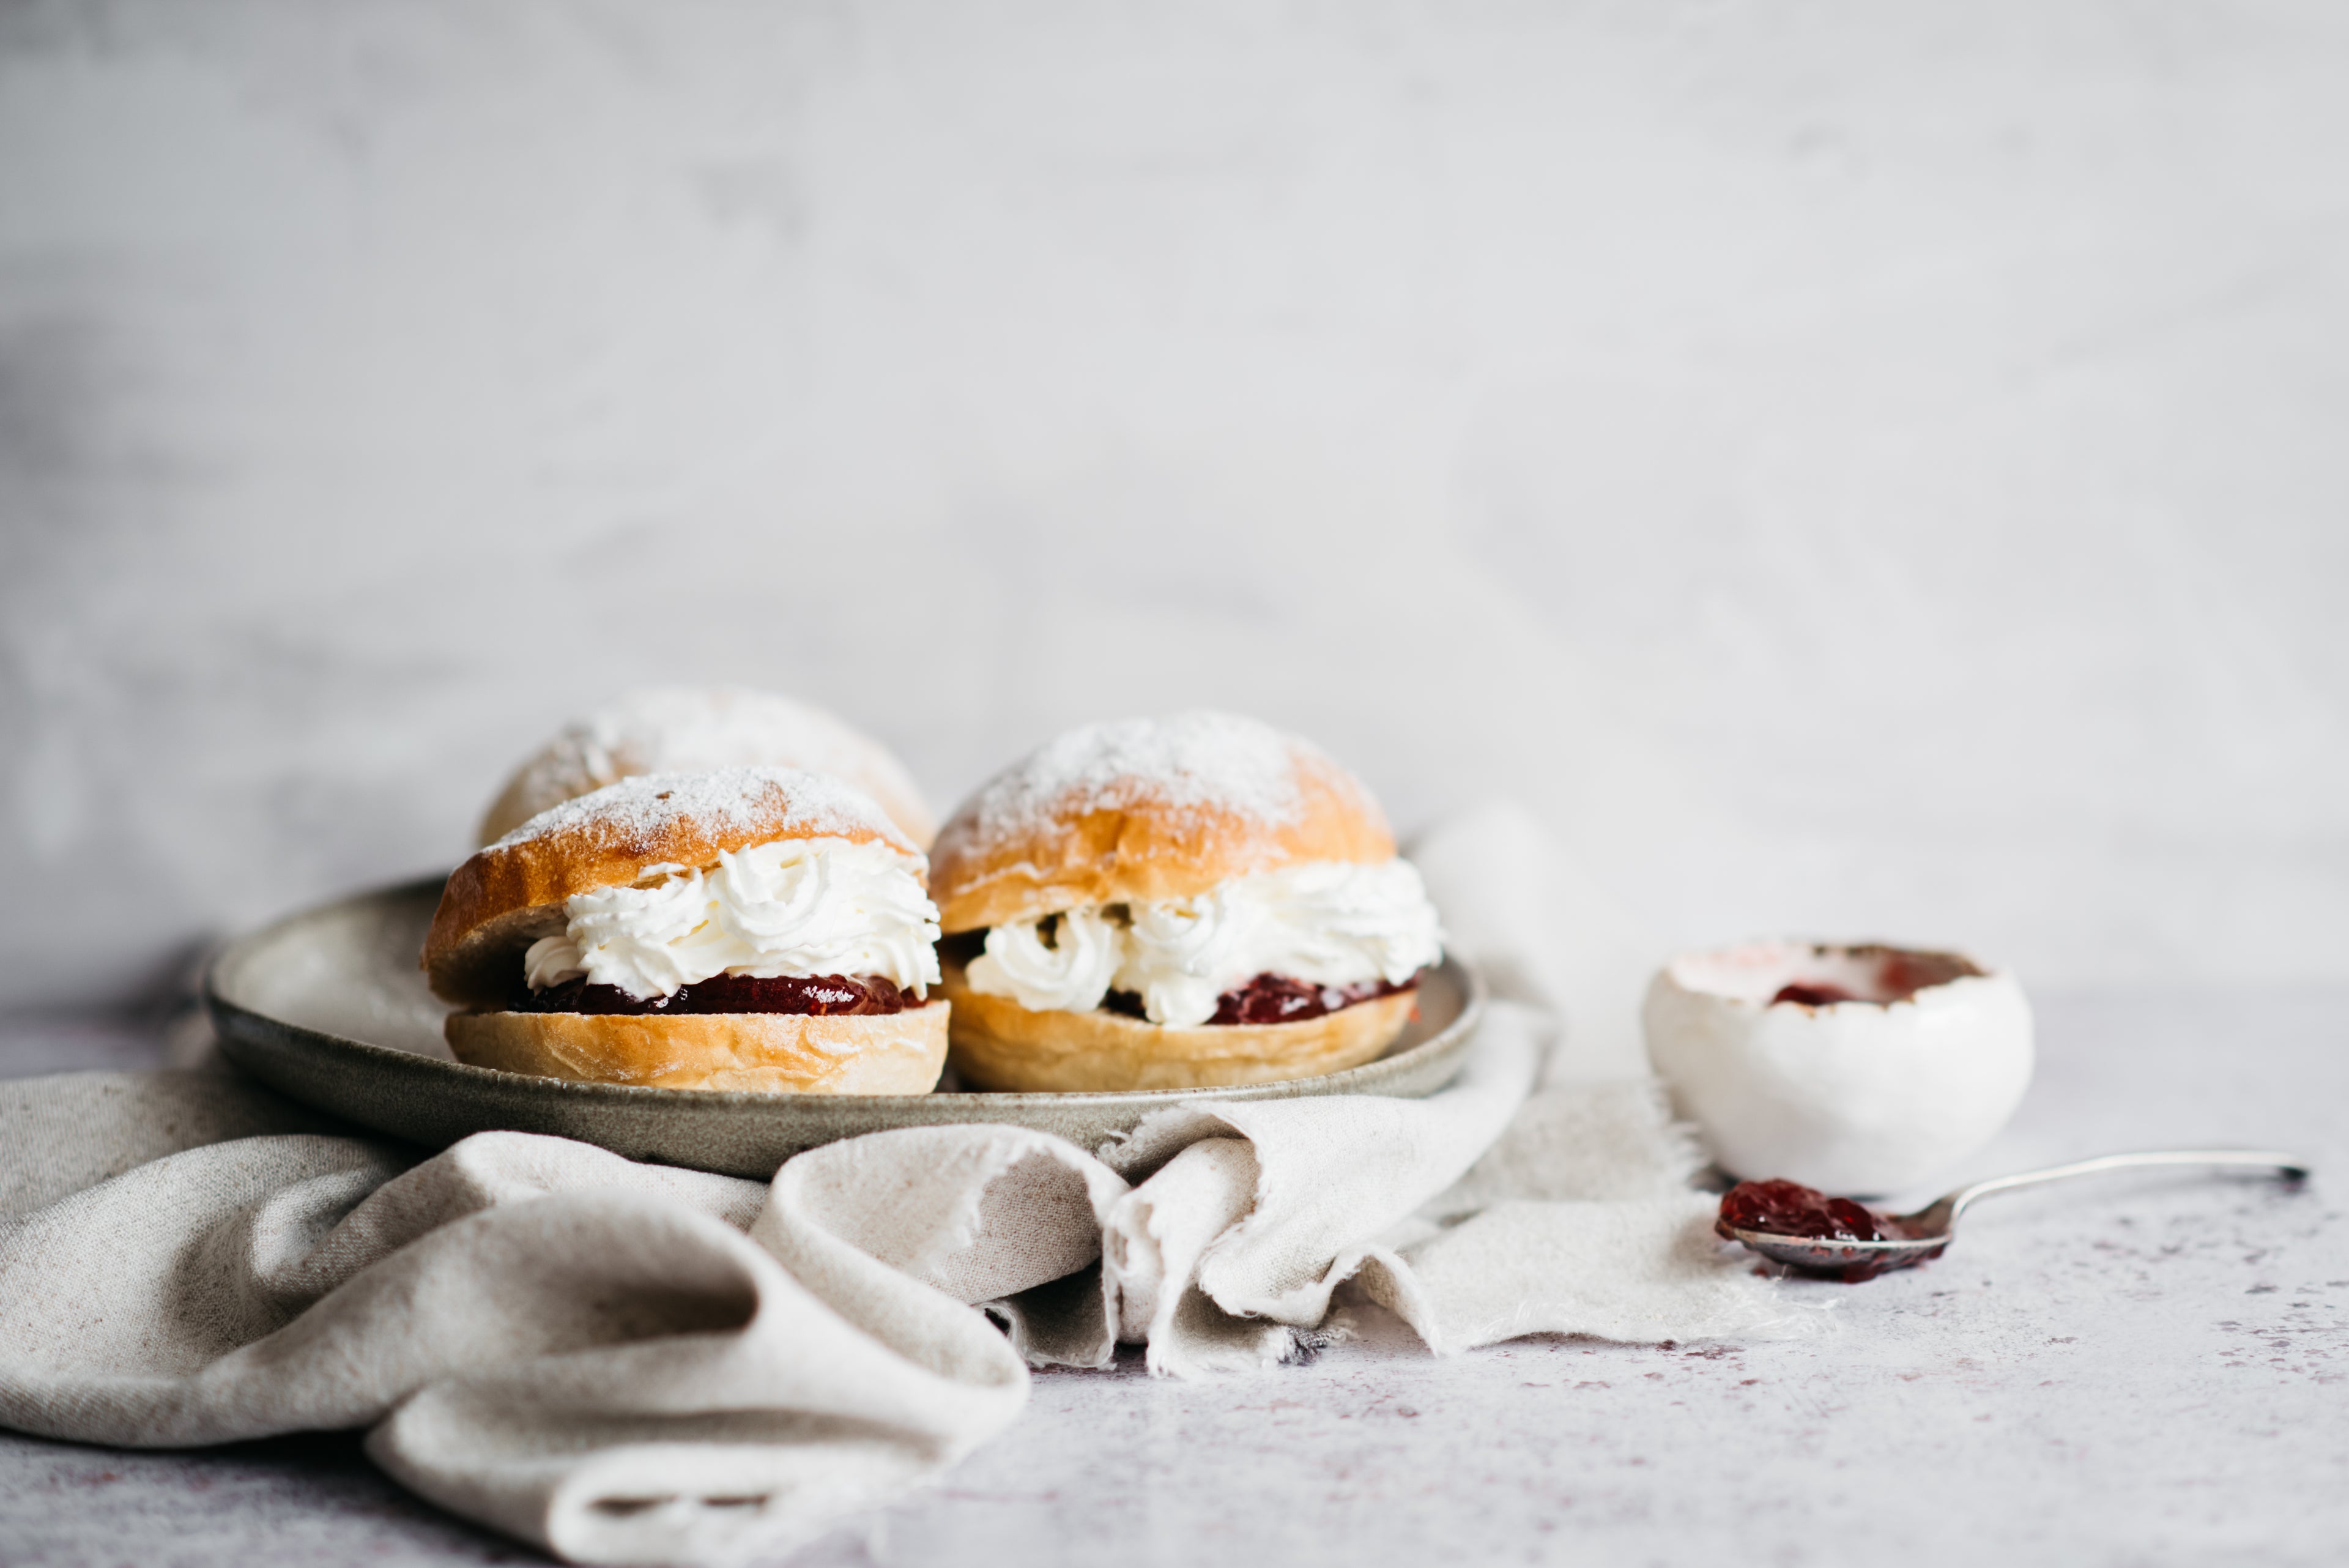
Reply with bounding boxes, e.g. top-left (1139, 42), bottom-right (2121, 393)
top-left (0, 806), bottom-right (1787, 1564)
